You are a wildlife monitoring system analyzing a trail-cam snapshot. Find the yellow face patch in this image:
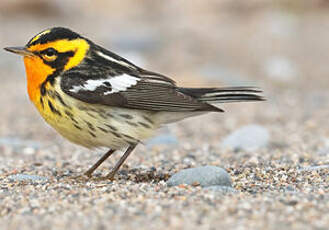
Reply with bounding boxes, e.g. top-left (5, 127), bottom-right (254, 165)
top-left (28, 29), bottom-right (51, 45)
top-left (27, 38), bottom-right (90, 70)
